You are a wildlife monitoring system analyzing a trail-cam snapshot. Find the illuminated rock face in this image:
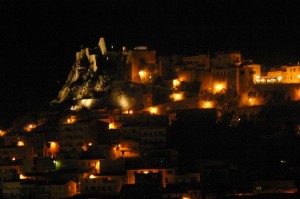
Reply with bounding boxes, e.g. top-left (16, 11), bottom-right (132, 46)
top-left (56, 37), bottom-right (116, 105)
top-left (57, 46), bottom-right (100, 103)
top-left (98, 37), bottom-right (107, 55)
top-left (55, 37), bottom-right (156, 111)
top-left (58, 87), bottom-right (71, 103)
